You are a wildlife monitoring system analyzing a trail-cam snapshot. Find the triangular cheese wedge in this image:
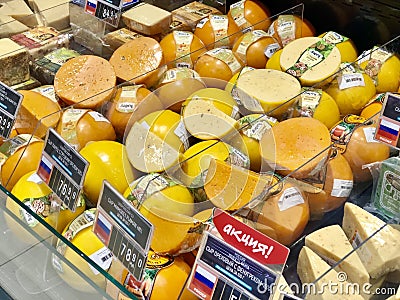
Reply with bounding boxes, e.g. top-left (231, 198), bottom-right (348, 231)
top-left (305, 224), bottom-right (369, 286)
top-left (342, 203), bottom-right (400, 279)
